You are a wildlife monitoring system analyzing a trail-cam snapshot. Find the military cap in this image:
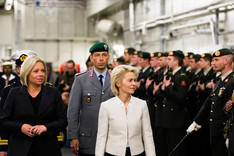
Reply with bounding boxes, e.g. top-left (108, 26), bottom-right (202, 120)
top-left (200, 53), bottom-right (212, 58)
top-left (184, 52), bottom-right (194, 58)
top-left (124, 47), bottom-right (135, 55)
top-left (138, 51), bottom-right (151, 59)
top-left (133, 50), bottom-right (139, 55)
top-left (168, 50), bottom-right (184, 59)
top-left (89, 42), bottom-right (109, 53)
top-left (113, 57), bottom-right (125, 64)
top-left (150, 52), bottom-right (159, 58)
top-left (2, 61), bottom-right (13, 66)
top-left (213, 48), bottom-right (233, 57)
top-left (158, 52), bottom-right (168, 57)
top-left (11, 50), bottom-right (38, 67)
